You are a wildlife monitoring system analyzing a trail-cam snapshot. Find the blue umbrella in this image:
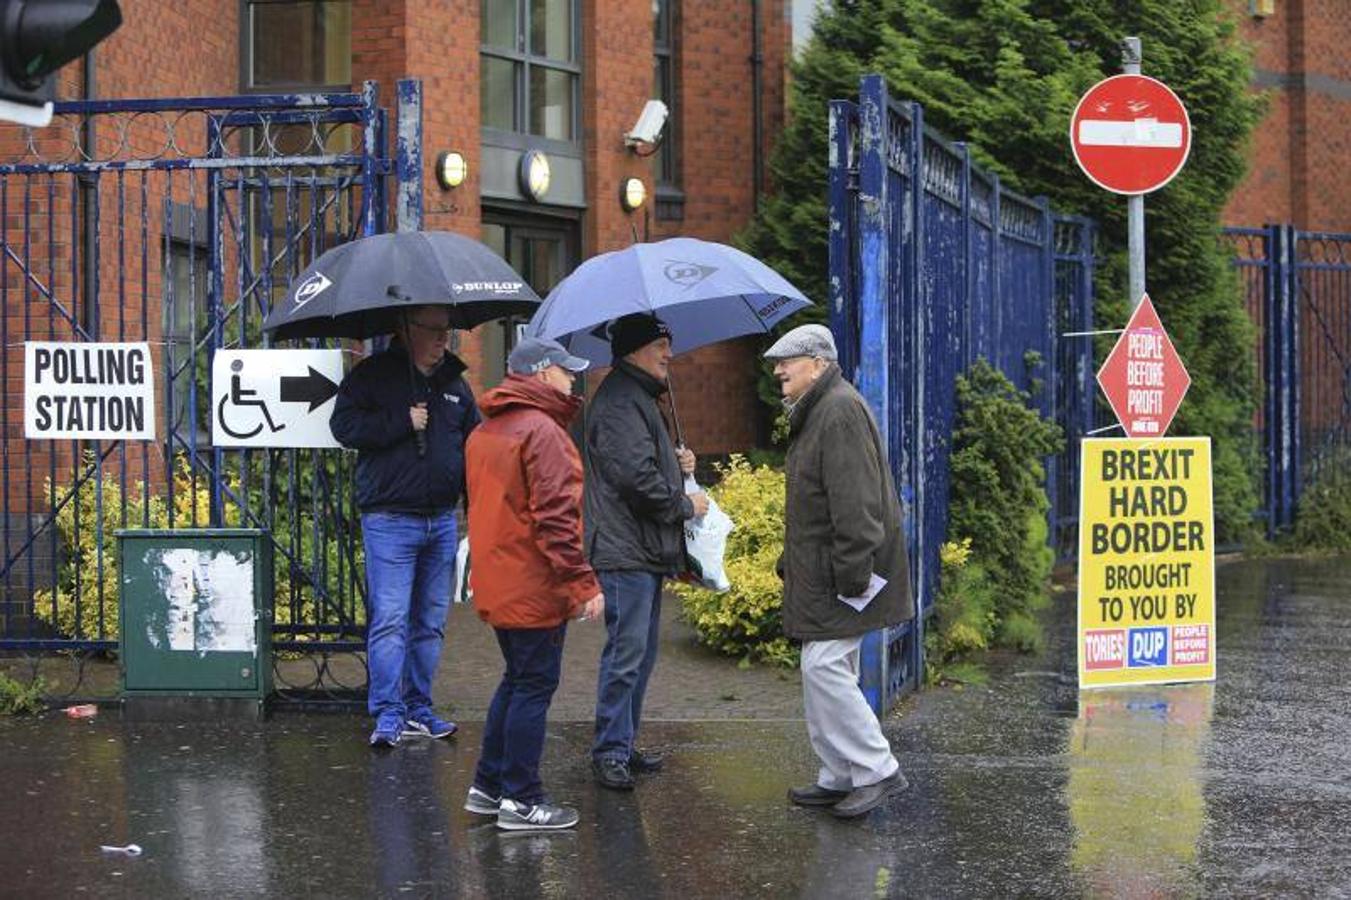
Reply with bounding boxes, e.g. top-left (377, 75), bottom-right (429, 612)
top-left (525, 237), bottom-right (811, 363)
top-left (263, 231), bottom-right (540, 341)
